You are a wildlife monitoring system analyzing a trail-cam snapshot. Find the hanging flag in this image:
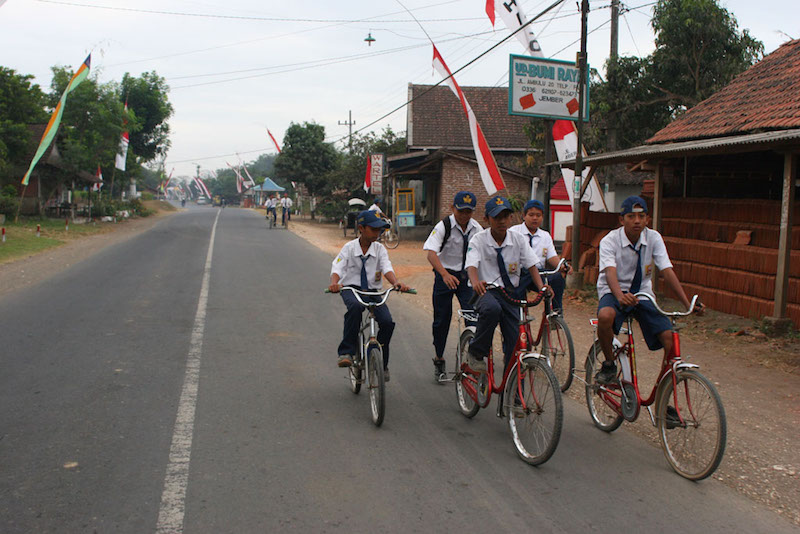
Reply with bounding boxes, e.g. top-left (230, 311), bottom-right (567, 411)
top-left (194, 177), bottom-right (211, 198)
top-left (240, 164), bottom-right (256, 188)
top-left (291, 181), bottom-right (297, 189)
top-left (92, 165), bottom-right (104, 192)
top-left (485, 1), bottom-right (606, 211)
top-left (163, 168), bottom-right (174, 188)
top-left (432, 45), bottom-right (505, 195)
top-left (21, 54), bottom-right (91, 185)
top-left (363, 153), bottom-right (372, 192)
top-left (267, 129), bottom-right (282, 154)
top-left (115, 101), bottom-right (130, 171)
